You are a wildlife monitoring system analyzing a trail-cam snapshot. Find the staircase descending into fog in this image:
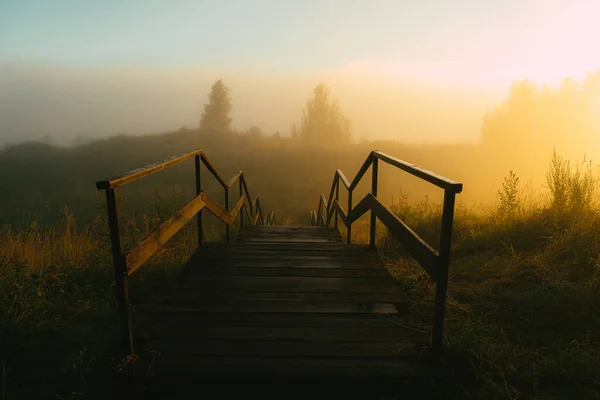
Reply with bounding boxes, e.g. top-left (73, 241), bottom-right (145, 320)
top-left (96, 149), bottom-right (462, 389)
